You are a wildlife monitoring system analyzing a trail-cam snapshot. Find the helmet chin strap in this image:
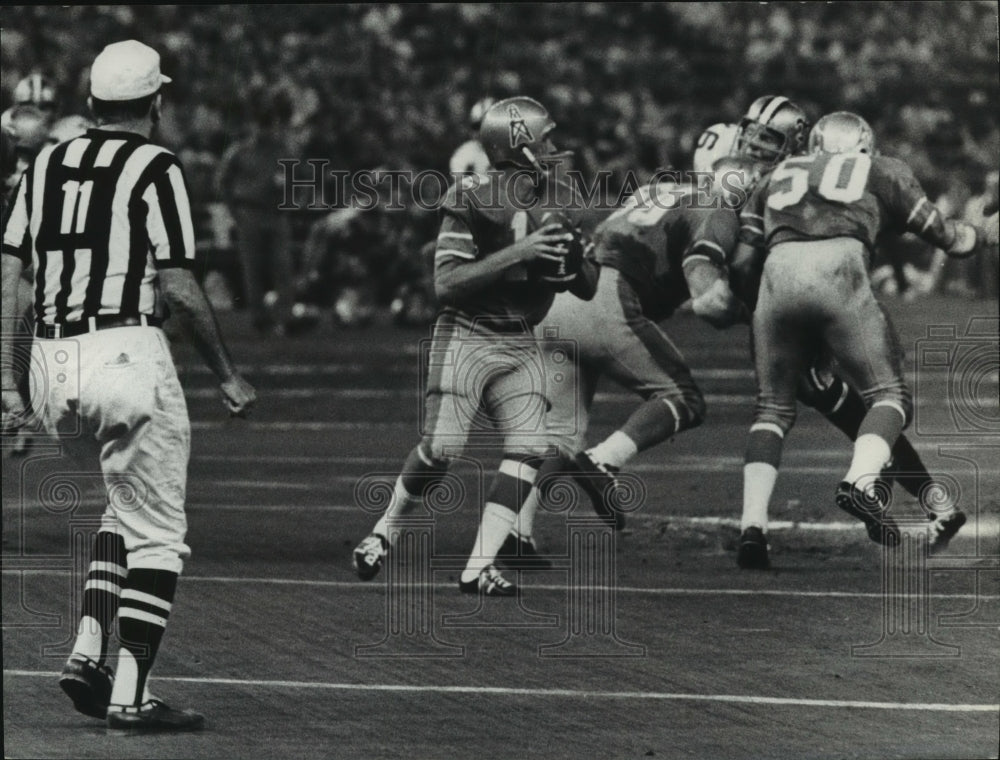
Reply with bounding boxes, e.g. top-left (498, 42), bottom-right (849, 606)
top-left (521, 146), bottom-right (575, 175)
